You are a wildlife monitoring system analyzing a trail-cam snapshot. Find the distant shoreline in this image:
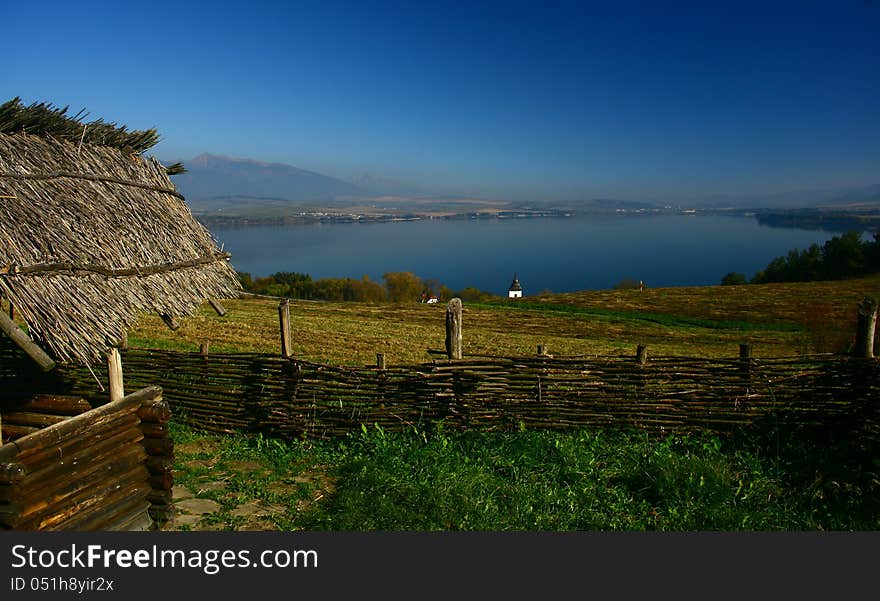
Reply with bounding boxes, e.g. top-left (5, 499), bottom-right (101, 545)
top-left (195, 206), bottom-right (880, 233)
top-left (194, 208), bottom-right (580, 227)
